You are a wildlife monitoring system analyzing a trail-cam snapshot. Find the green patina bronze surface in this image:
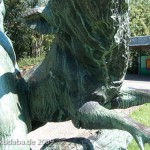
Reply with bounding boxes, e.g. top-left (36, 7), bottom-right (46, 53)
top-left (25, 0), bottom-right (130, 122)
top-left (0, 1), bottom-right (30, 150)
top-left (1, 0), bottom-right (150, 150)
